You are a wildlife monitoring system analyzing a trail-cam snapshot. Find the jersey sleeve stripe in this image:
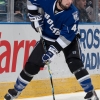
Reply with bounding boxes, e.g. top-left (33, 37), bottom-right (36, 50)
top-left (27, 0), bottom-right (40, 8)
top-left (27, 5), bottom-right (38, 10)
